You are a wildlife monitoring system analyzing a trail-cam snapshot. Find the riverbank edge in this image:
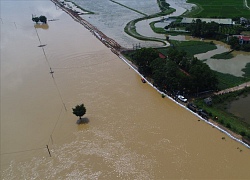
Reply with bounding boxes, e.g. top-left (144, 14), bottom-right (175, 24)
top-left (118, 54), bottom-right (250, 149)
top-left (50, 0), bottom-right (250, 149)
